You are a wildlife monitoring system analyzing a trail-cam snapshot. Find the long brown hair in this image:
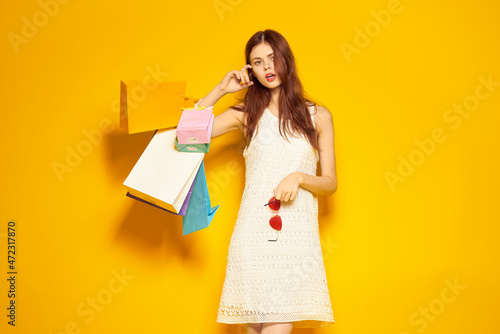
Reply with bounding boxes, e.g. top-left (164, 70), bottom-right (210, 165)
top-left (230, 29), bottom-right (320, 151)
